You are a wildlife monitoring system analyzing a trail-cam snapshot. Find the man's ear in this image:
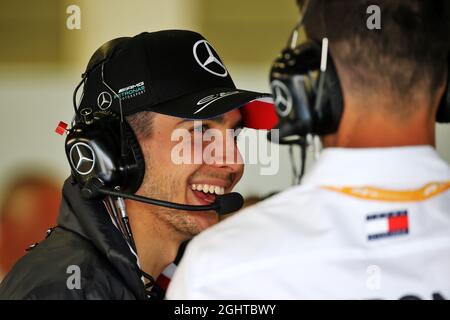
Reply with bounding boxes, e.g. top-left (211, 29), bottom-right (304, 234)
top-left (434, 69), bottom-right (449, 119)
